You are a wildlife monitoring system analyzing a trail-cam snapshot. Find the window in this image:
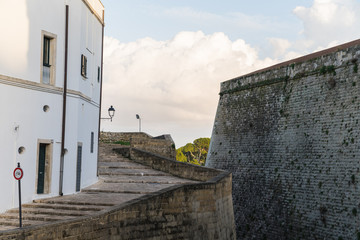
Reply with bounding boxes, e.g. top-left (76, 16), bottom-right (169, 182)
top-left (42, 37), bottom-right (51, 84)
top-left (40, 31), bottom-right (56, 85)
top-left (43, 37), bottom-right (51, 67)
top-left (90, 132), bottom-right (94, 153)
top-left (97, 66), bottom-right (100, 82)
top-left (81, 54), bottom-right (87, 78)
